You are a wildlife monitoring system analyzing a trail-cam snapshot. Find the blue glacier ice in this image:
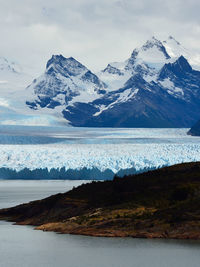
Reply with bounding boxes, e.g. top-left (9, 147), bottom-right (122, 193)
top-left (0, 126), bottom-right (200, 180)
